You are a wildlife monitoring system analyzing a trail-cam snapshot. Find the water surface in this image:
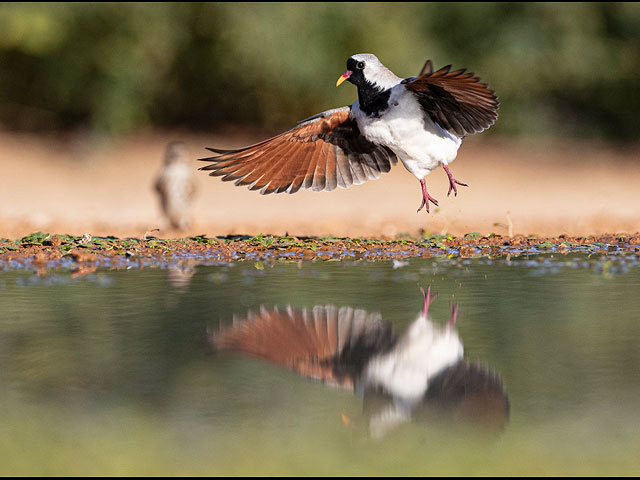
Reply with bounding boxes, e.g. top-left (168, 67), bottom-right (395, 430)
top-left (1, 254), bottom-right (639, 475)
